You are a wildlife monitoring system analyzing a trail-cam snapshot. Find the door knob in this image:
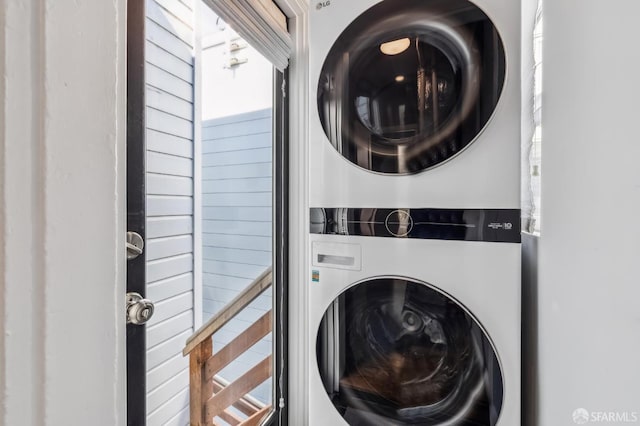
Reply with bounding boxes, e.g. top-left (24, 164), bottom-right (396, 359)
top-left (126, 292), bottom-right (155, 325)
